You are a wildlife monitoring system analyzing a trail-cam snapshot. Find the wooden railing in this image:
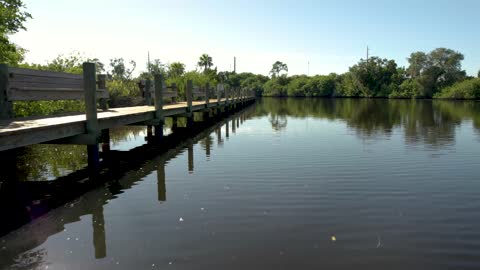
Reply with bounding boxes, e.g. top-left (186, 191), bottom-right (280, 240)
top-left (0, 63), bottom-right (109, 120)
